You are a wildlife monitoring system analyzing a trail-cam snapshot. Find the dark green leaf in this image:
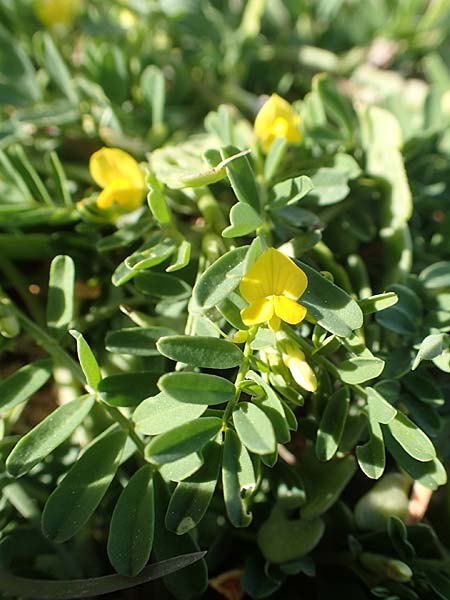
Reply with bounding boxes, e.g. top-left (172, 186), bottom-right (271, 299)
top-left (134, 392), bottom-right (206, 435)
top-left (159, 372), bottom-right (235, 405)
top-left (108, 465), bottom-right (155, 576)
top-left (233, 402), bottom-right (276, 455)
top-left (298, 261), bottom-right (363, 336)
top-left (105, 327), bottom-right (175, 356)
top-left (145, 417), bottom-right (222, 465)
top-left (157, 335), bottom-right (243, 369)
top-left (0, 359), bottom-right (52, 414)
top-left (6, 395), bottom-right (95, 478)
top-left (222, 428), bottom-right (254, 527)
top-left (316, 387), bottom-right (349, 461)
top-left (166, 440), bottom-right (221, 534)
top-left (98, 372), bottom-right (160, 407)
top-left (69, 330), bottom-right (102, 391)
top-left (42, 427), bottom-right (127, 542)
top-left (220, 145), bottom-right (260, 212)
top-left (387, 412), bottom-right (436, 462)
top-left (193, 246), bottom-right (249, 310)
top-left (47, 255), bottom-right (75, 340)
